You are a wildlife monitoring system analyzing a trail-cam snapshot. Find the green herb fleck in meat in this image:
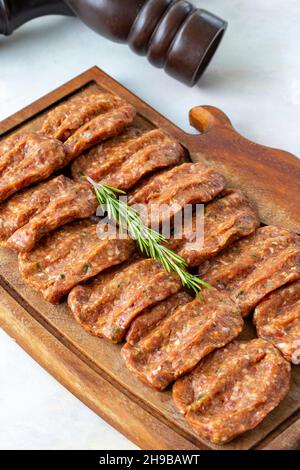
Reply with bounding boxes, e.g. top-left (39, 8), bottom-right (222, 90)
top-left (112, 327), bottom-right (122, 340)
top-left (197, 392), bottom-right (206, 402)
top-left (83, 263), bottom-right (91, 274)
